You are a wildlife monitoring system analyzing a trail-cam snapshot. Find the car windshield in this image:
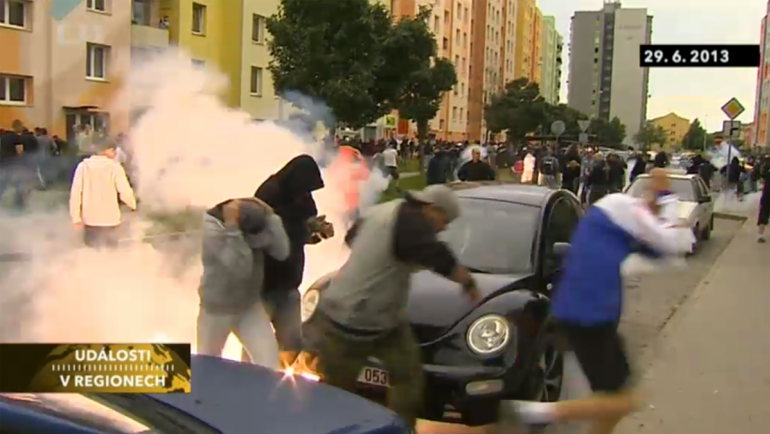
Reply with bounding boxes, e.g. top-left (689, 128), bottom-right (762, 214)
top-left (626, 177), bottom-right (695, 201)
top-left (439, 197), bottom-right (538, 274)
